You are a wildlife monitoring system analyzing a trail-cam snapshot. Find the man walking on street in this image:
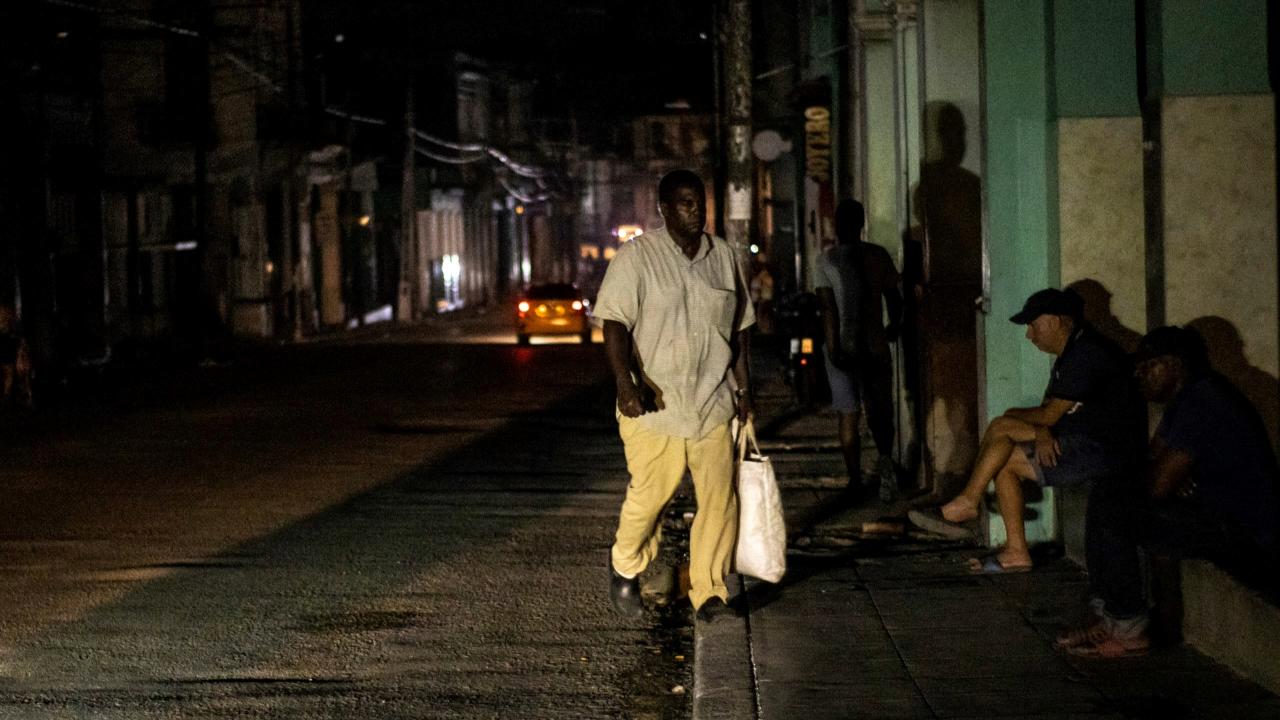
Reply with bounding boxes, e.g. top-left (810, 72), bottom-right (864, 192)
top-left (815, 199), bottom-right (903, 502)
top-left (593, 169), bottom-right (755, 624)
